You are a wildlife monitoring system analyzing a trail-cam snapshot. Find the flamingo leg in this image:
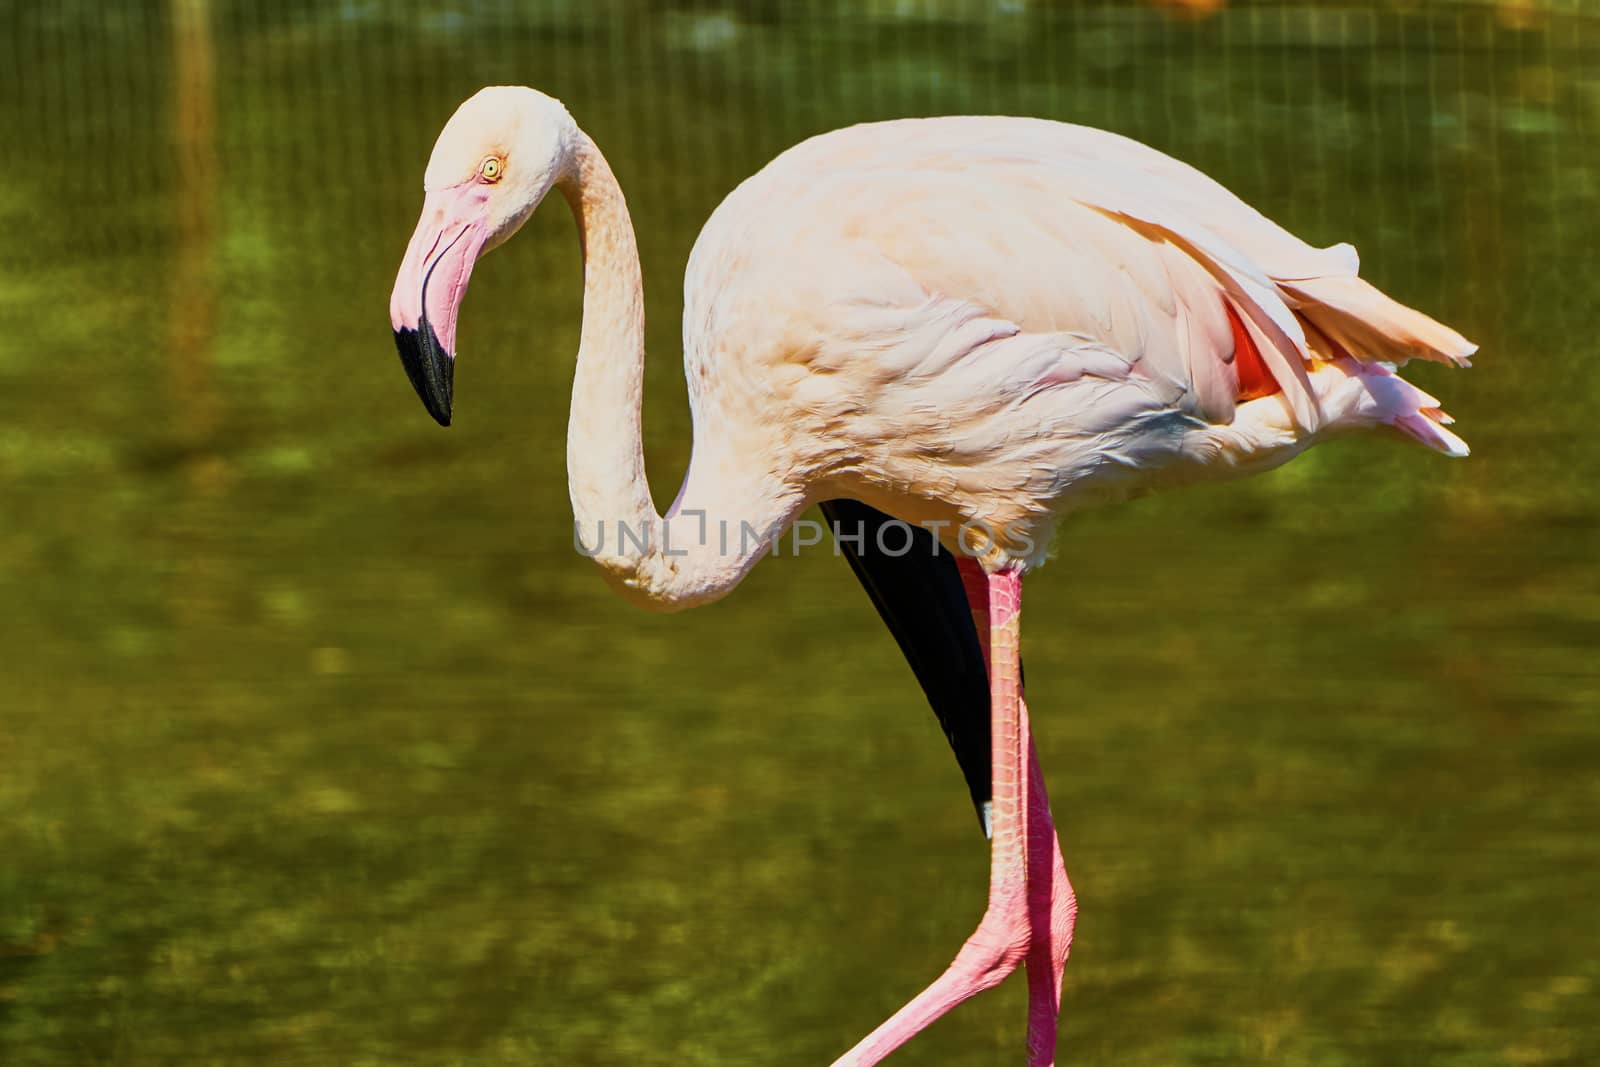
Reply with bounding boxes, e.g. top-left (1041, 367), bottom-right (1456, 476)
top-left (832, 565), bottom-right (1075, 1067)
top-left (957, 560), bottom-right (1077, 1067)
top-left (1021, 699), bottom-right (1076, 1066)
